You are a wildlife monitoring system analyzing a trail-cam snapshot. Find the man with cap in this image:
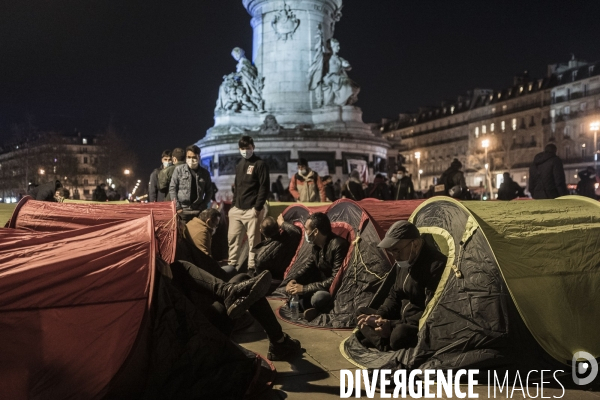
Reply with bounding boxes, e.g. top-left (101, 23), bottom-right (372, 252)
top-left (356, 221), bottom-right (446, 351)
